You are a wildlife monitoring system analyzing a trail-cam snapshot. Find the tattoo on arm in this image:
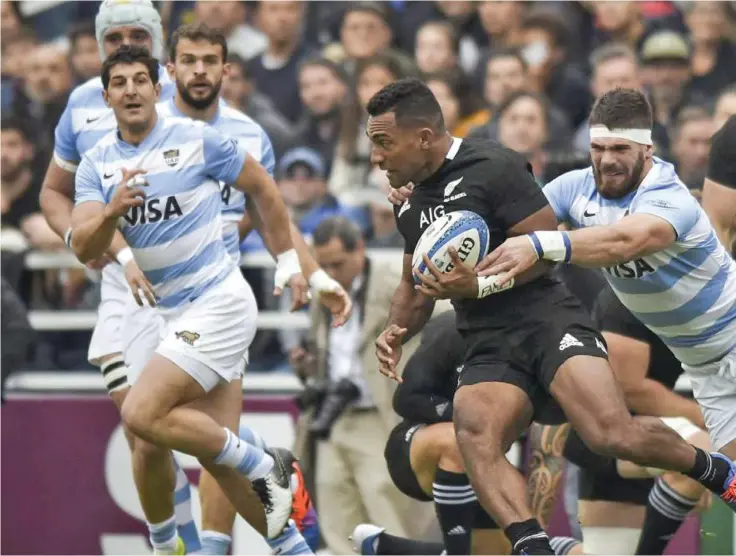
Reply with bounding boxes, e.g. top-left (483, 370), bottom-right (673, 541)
top-left (527, 423), bottom-right (570, 529)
